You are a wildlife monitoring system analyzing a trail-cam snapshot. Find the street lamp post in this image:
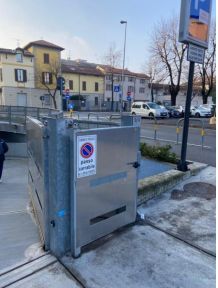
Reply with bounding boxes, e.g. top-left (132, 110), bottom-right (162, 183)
top-left (120, 20), bottom-right (127, 114)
